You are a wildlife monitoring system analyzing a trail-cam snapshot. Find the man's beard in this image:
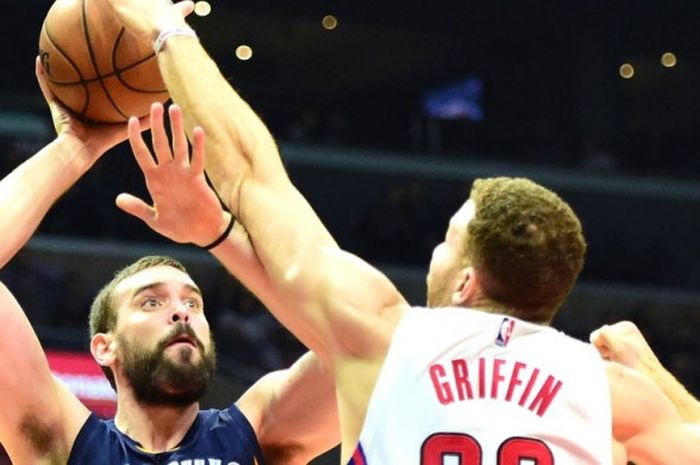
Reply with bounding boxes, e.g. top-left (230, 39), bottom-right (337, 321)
top-left (119, 322), bottom-right (216, 407)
